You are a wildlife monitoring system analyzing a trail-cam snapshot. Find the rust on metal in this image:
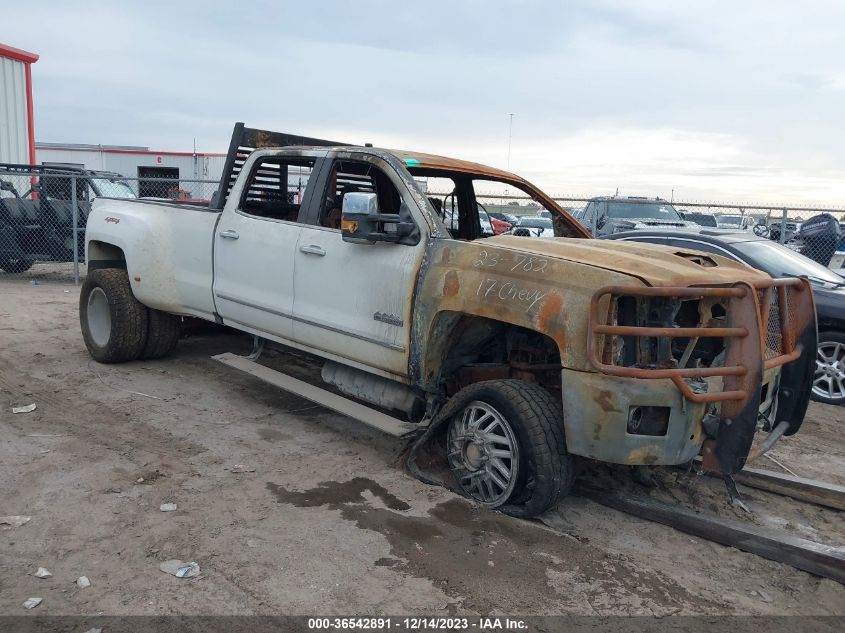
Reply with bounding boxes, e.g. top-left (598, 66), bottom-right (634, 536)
top-left (758, 286), bottom-right (773, 353)
top-left (593, 324), bottom-right (748, 338)
top-left (389, 151), bottom-right (593, 240)
top-left (389, 149), bottom-right (522, 181)
top-left (594, 285), bottom-right (747, 299)
top-left (670, 376), bottom-right (746, 403)
top-left (586, 277), bottom-right (812, 406)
